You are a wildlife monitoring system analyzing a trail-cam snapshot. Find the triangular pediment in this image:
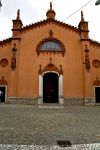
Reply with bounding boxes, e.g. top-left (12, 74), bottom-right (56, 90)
top-left (22, 19), bottom-right (79, 33)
